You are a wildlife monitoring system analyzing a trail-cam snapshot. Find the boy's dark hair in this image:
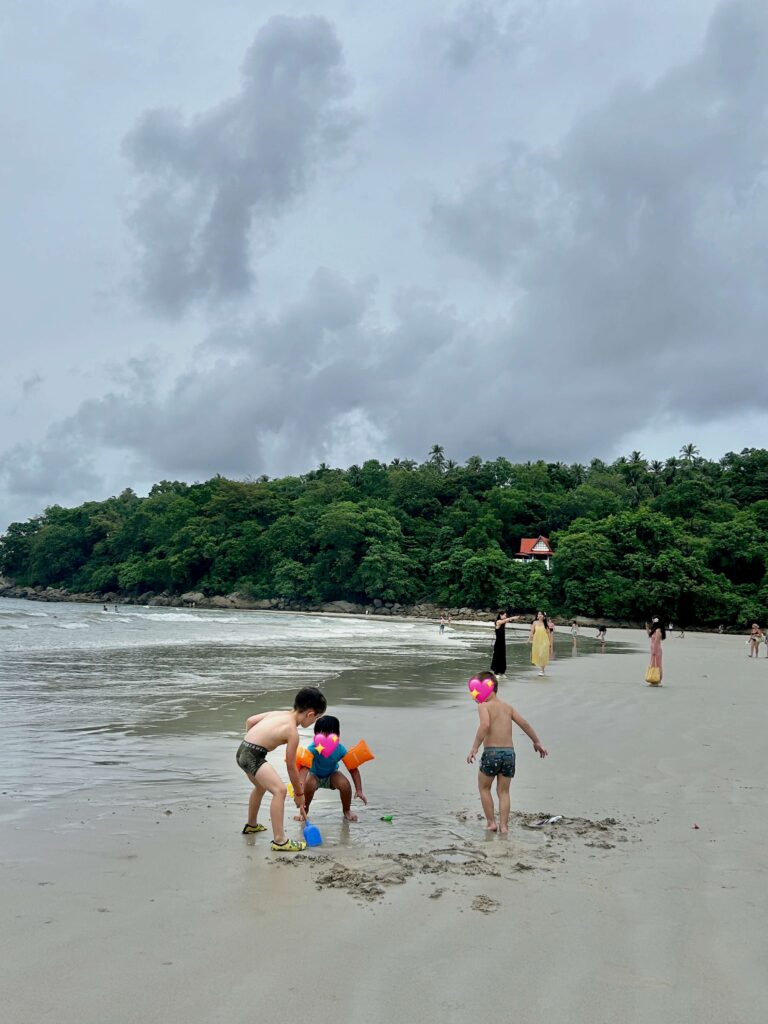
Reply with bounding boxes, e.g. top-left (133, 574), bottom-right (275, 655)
top-left (477, 670), bottom-right (498, 693)
top-left (314, 714), bottom-right (340, 735)
top-left (293, 687), bottom-right (327, 715)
